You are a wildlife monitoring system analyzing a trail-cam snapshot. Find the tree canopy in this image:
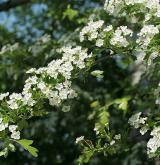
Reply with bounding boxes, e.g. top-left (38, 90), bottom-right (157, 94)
top-left (0, 0), bottom-right (160, 165)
